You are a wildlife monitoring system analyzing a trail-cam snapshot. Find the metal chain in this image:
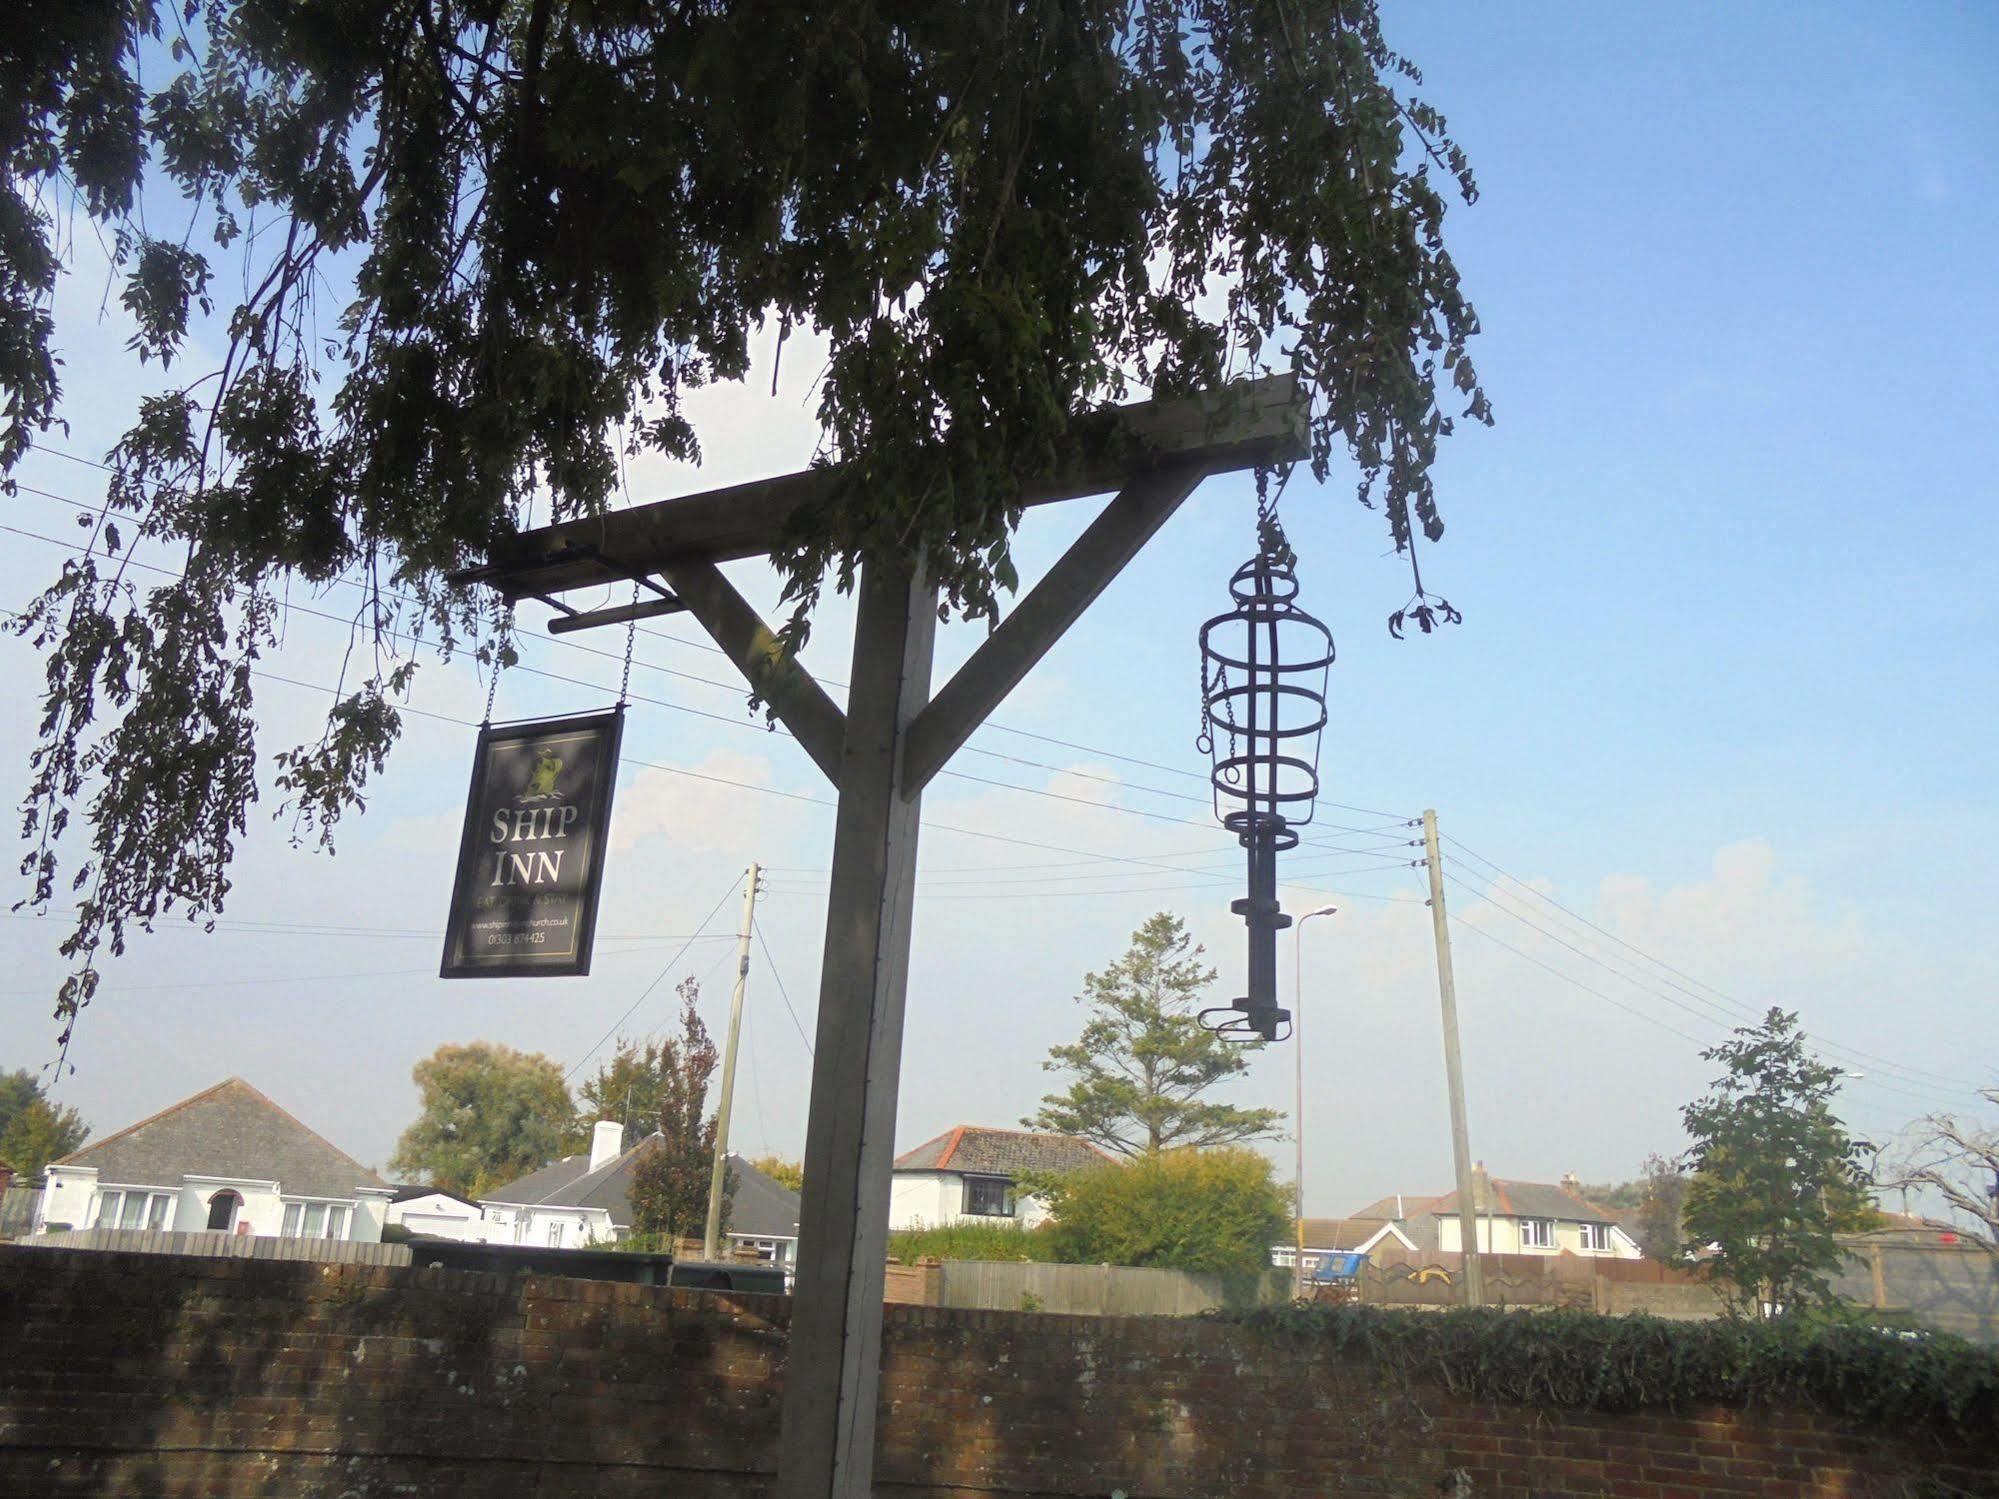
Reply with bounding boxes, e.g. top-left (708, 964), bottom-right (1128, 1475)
top-left (617, 580), bottom-right (639, 706)
top-left (481, 611), bottom-right (512, 727)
